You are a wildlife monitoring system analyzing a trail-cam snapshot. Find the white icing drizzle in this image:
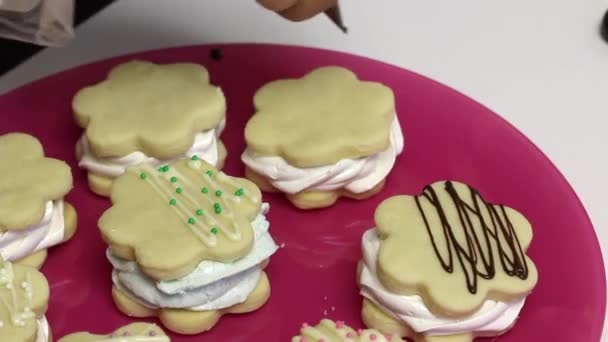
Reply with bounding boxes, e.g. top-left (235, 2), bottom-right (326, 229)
top-left (187, 160), bottom-right (202, 170)
top-left (22, 272), bottom-right (33, 301)
top-left (135, 161), bottom-right (257, 249)
top-left (192, 170), bottom-right (241, 240)
top-left (162, 167), bottom-right (233, 241)
top-left (138, 165), bottom-right (217, 247)
top-left (0, 262), bottom-right (35, 328)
